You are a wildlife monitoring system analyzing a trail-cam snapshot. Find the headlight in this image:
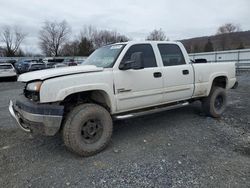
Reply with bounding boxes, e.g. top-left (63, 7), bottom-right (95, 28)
top-left (26, 81), bottom-right (42, 92)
